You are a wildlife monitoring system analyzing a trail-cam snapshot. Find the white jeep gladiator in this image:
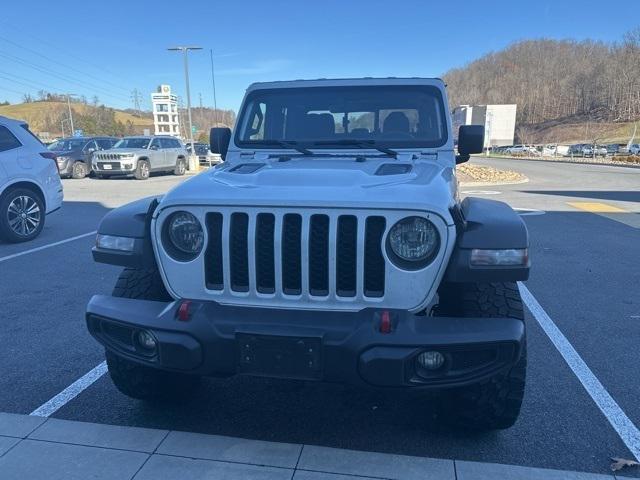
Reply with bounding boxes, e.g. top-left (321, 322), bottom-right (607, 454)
top-left (86, 78), bottom-right (530, 430)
